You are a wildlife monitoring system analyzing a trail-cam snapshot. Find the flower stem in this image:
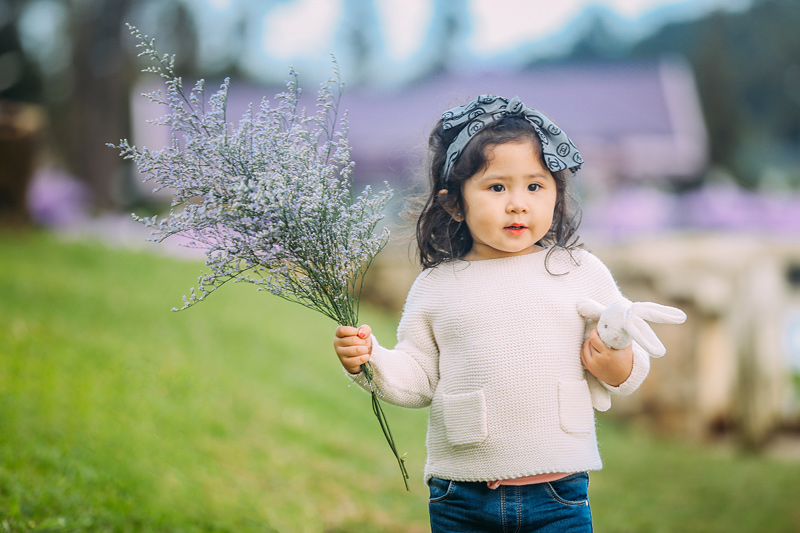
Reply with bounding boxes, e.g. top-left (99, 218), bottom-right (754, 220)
top-left (361, 362), bottom-right (410, 491)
